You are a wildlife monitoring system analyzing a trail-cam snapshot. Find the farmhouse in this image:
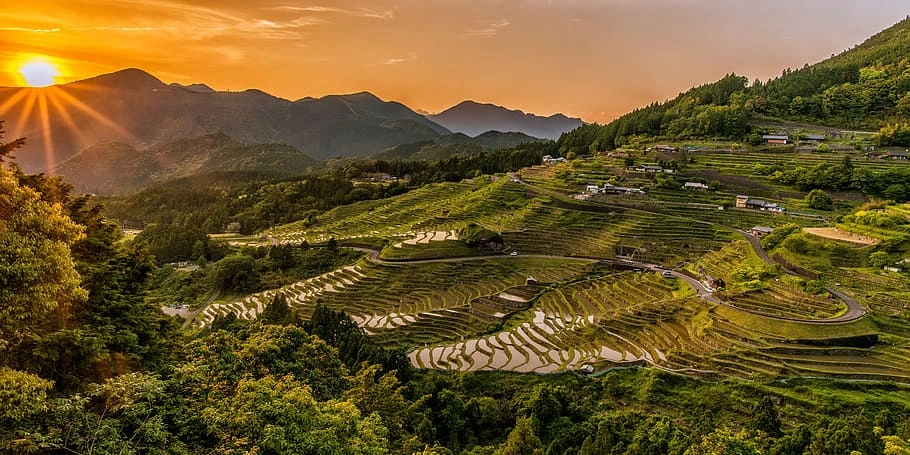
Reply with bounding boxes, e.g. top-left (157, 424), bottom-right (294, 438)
top-left (682, 182), bottom-right (709, 191)
top-left (762, 134), bottom-right (790, 145)
top-left (804, 134), bottom-right (826, 141)
top-left (886, 150), bottom-right (908, 160)
top-left (748, 226), bottom-right (774, 237)
top-left (585, 185), bottom-right (600, 194)
top-left (884, 265), bottom-right (902, 273)
top-left (630, 165), bottom-right (665, 173)
top-left (736, 195), bottom-right (786, 213)
top-left (542, 155), bottom-right (567, 164)
top-left (652, 144), bottom-right (678, 153)
top-left (602, 183), bottom-right (645, 195)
